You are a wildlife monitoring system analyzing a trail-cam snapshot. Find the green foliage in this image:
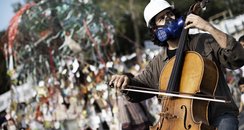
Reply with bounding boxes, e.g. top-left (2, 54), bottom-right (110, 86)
top-left (94, 0), bottom-right (148, 55)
